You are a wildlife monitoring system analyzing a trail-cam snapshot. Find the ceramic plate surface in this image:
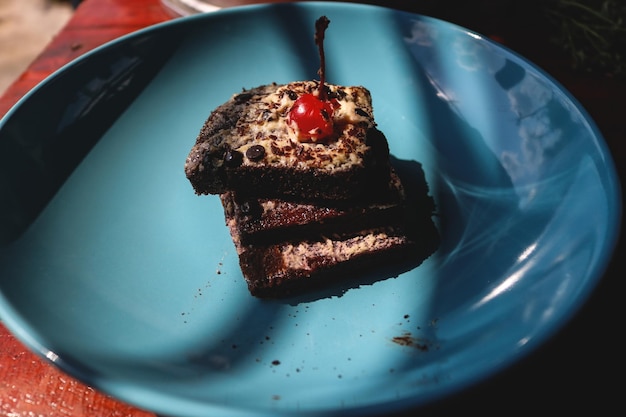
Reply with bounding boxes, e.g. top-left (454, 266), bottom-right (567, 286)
top-left (0, 3), bottom-right (621, 416)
